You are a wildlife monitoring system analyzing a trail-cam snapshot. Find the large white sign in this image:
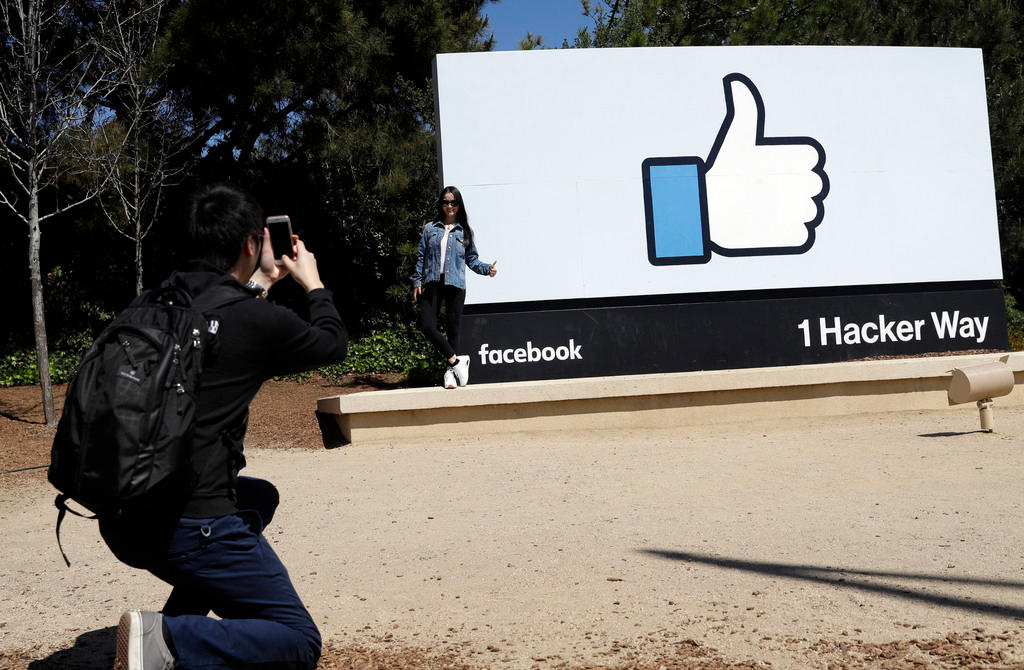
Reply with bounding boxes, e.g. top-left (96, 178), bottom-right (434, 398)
top-left (433, 46), bottom-right (1002, 306)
